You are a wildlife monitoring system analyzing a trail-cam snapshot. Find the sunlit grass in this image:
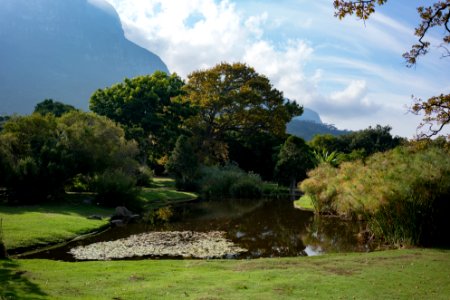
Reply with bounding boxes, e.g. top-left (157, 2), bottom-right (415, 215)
top-left (1, 248), bottom-right (449, 299)
top-left (139, 177), bottom-right (198, 209)
top-left (293, 195), bottom-right (314, 211)
top-left (0, 204), bottom-right (112, 250)
top-left (0, 178), bottom-right (197, 251)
